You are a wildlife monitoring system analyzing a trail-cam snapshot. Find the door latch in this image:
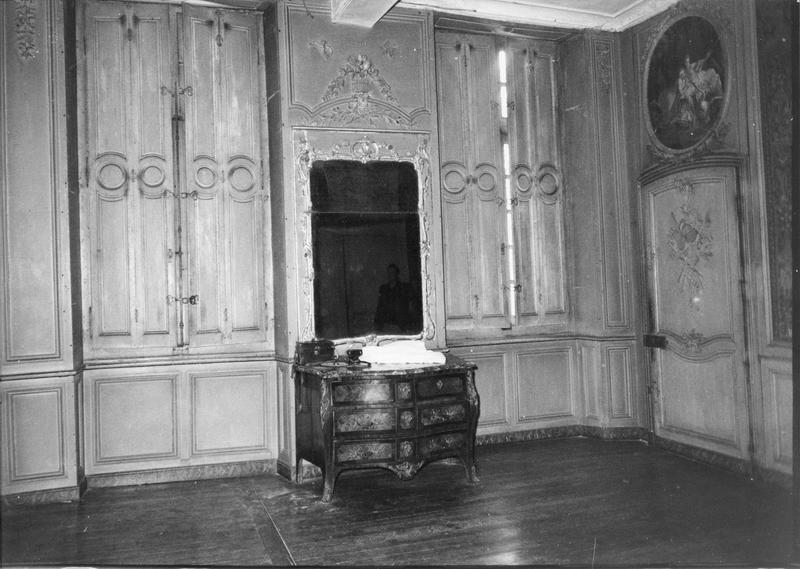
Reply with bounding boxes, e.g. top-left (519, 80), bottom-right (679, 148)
top-left (643, 334), bottom-right (667, 349)
top-left (167, 295), bottom-right (199, 305)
